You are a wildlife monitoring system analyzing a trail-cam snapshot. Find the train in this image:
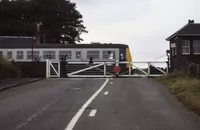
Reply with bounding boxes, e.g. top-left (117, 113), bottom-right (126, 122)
top-left (0, 36), bottom-right (132, 63)
top-left (0, 36), bottom-right (133, 77)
